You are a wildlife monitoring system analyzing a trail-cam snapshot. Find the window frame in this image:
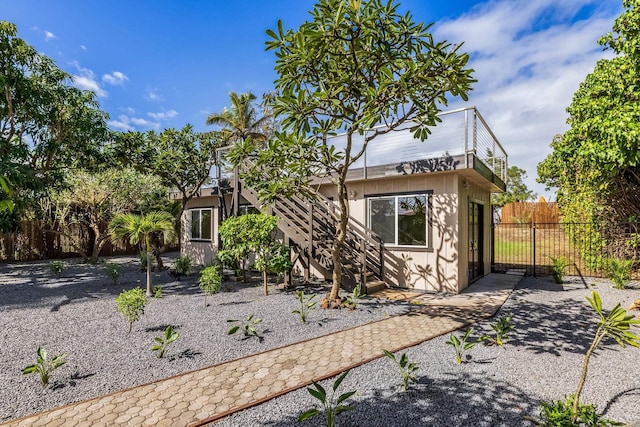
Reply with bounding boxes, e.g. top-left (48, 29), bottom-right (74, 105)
top-left (189, 208), bottom-right (213, 241)
top-left (367, 191), bottom-right (432, 249)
